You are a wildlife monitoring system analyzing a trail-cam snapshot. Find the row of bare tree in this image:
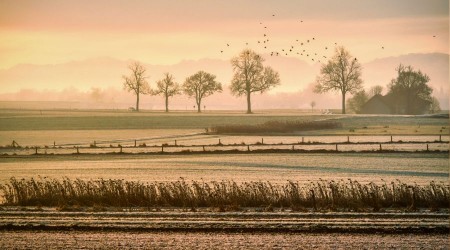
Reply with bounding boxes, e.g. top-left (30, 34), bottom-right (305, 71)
top-left (123, 49), bottom-right (280, 113)
top-left (124, 46), bottom-right (438, 114)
